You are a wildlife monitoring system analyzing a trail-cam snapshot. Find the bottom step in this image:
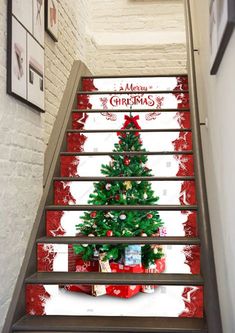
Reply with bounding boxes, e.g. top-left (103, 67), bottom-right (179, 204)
top-left (13, 315), bottom-right (207, 333)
